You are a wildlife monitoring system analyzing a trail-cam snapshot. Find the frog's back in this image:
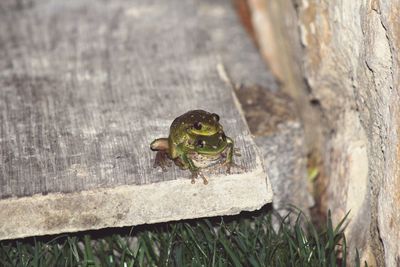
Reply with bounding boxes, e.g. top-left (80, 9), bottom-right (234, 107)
top-left (170, 110), bottom-right (209, 129)
top-left (169, 110), bottom-right (206, 144)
